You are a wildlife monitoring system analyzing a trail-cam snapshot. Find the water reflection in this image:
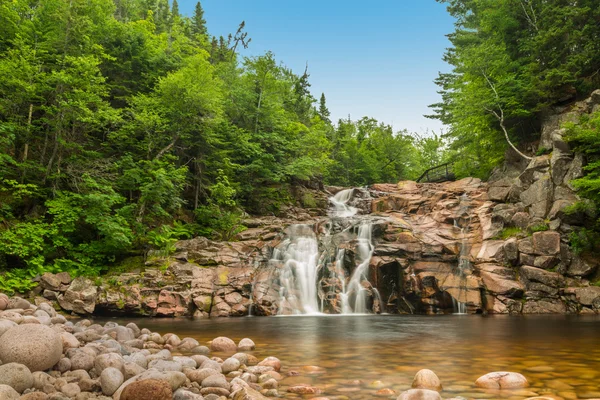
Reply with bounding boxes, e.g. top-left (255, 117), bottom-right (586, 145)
top-left (97, 315), bottom-right (600, 399)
